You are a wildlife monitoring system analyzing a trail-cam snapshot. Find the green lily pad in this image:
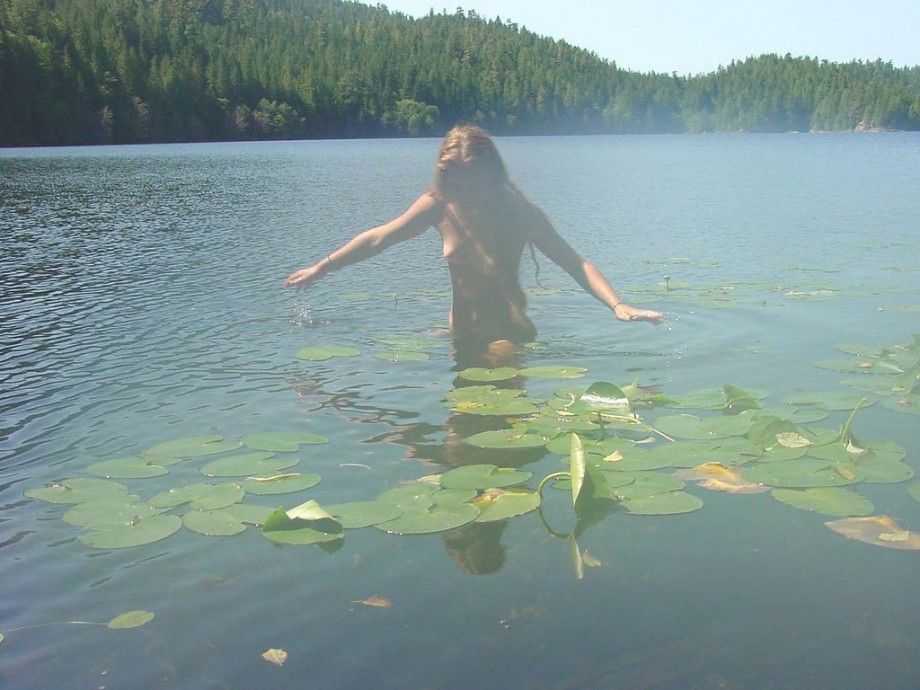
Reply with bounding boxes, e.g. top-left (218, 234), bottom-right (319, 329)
top-left (373, 350), bottom-right (430, 362)
top-left (148, 482), bottom-right (244, 510)
top-left (742, 458), bottom-right (862, 488)
top-left (653, 413), bottom-right (752, 440)
top-left (324, 501), bottom-right (403, 529)
top-left (473, 489), bottom-right (541, 522)
top-left (647, 438), bottom-right (761, 468)
top-left (440, 464), bottom-right (533, 490)
top-left (783, 391), bottom-right (876, 411)
top-left (375, 502), bottom-right (480, 535)
top-left (78, 514), bottom-right (182, 549)
top-left (908, 483), bottom-right (920, 504)
top-left (666, 388), bottom-right (730, 410)
top-left (591, 447), bottom-right (671, 472)
top-left (200, 452), bottom-right (298, 478)
top-left (754, 405), bottom-right (828, 424)
top-left (86, 456), bottom-right (170, 479)
top-left (241, 432), bottom-right (329, 451)
top-left (26, 478), bottom-right (130, 505)
top-left (223, 503), bottom-right (275, 526)
top-left (456, 367), bottom-right (519, 382)
top-left (376, 335), bottom-right (437, 350)
top-left (62, 499), bottom-right (164, 529)
top-left (295, 345), bottom-right (361, 361)
top-left (620, 491), bottom-right (703, 515)
top-left (182, 509), bottom-right (247, 536)
top-left (613, 472), bottom-right (687, 498)
top-left (883, 395), bottom-right (920, 415)
top-left (143, 435), bottom-right (241, 459)
top-left (262, 501), bottom-right (345, 545)
top-left (240, 472), bottom-right (322, 495)
top-left (463, 429), bottom-right (547, 449)
top-left (107, 611), bottom-right (155, 629)
top-left (519, 366), bottom-right (587, 379)
top-left (771, 487), bottom-right (874, 517)
top-left (545, 434), bottom-right (636, 456)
